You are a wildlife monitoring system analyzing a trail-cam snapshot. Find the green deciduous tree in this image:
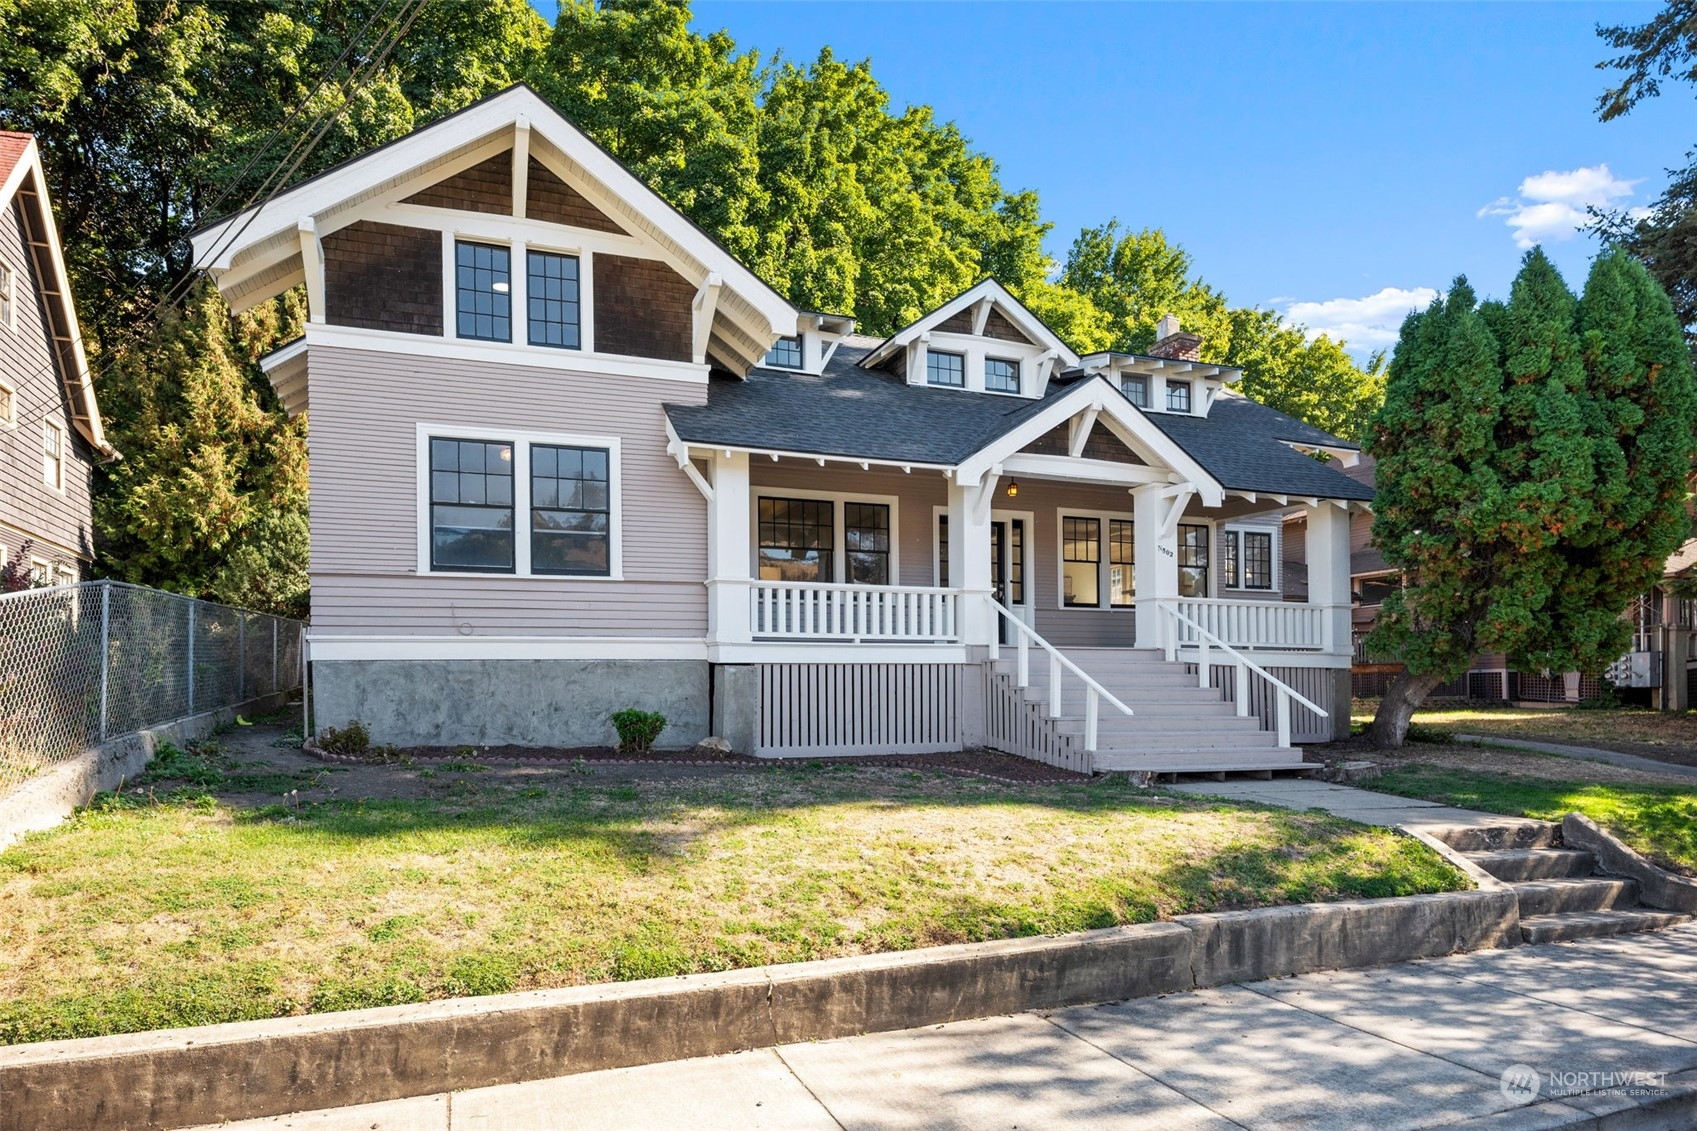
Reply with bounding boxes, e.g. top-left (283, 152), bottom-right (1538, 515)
top-left (1367, 249), bottom-right (1696, 746)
